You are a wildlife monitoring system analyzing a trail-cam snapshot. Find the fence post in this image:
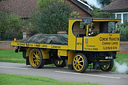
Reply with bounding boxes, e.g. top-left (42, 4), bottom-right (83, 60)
top-left (57, 31), bottom-right (67, 34)
top-left (23, 32), bottom-right (31, 39)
